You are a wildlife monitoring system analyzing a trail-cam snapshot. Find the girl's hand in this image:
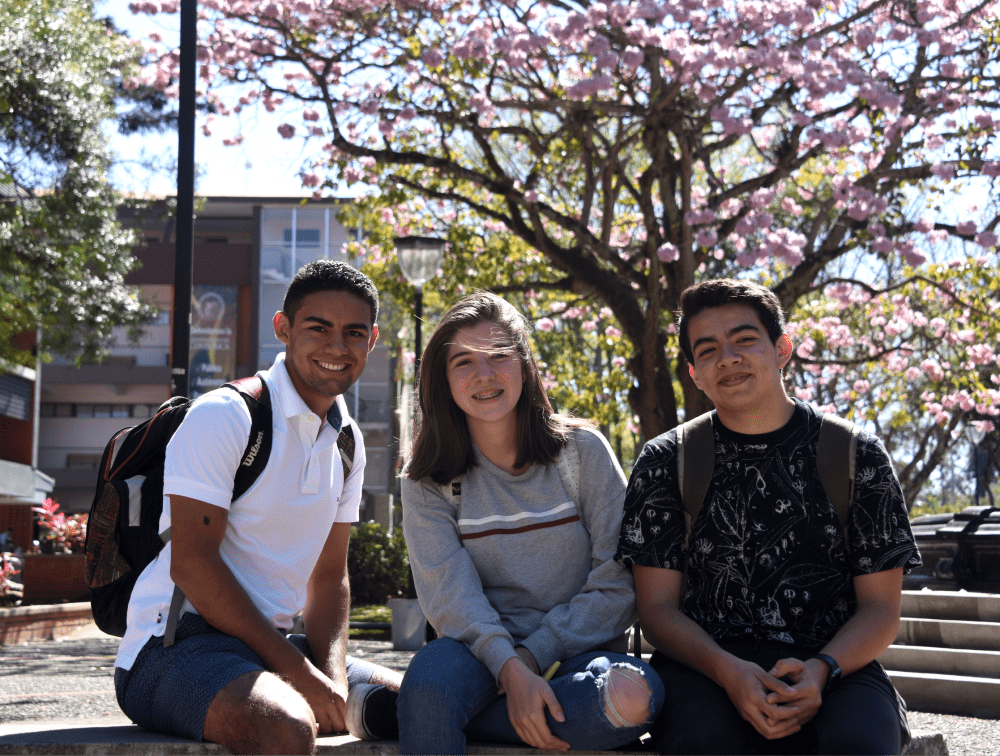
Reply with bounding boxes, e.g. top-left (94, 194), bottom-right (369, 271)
top-left (497, 657), bottom-right (570, 751)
